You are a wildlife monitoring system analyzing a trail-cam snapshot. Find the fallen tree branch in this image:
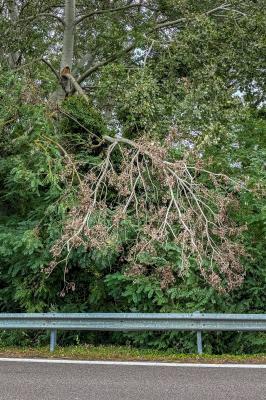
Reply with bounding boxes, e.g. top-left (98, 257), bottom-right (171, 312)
top-left (49, 129), bottom-right (246, 292)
